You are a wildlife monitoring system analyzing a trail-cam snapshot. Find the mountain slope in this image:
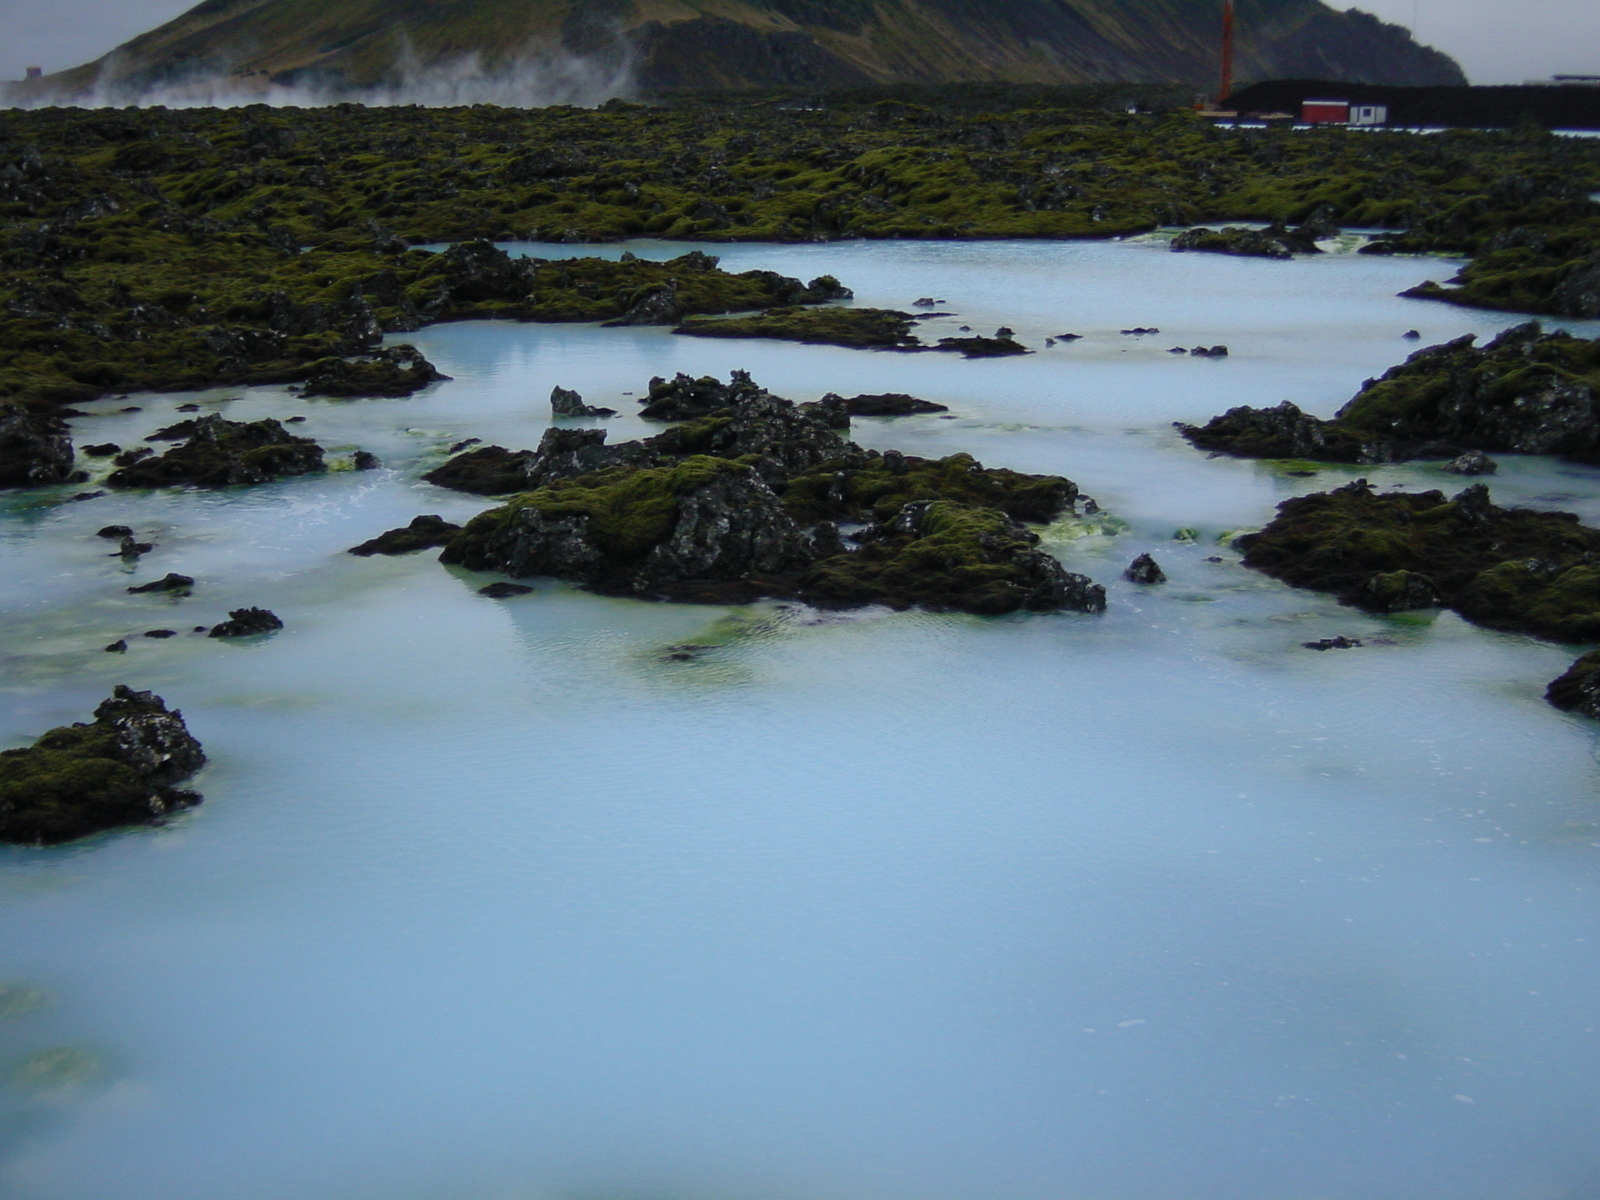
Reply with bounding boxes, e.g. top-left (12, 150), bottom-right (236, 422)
top-left (30, 0), bottom-right (1466, 102)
